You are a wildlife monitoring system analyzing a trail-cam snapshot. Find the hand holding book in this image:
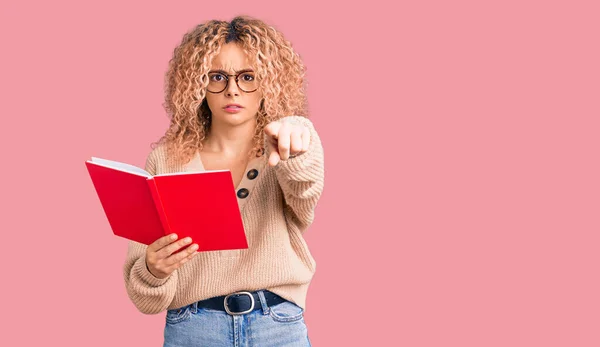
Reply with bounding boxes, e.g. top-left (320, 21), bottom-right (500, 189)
top-left (145, 233), bottom-right (199, 279)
